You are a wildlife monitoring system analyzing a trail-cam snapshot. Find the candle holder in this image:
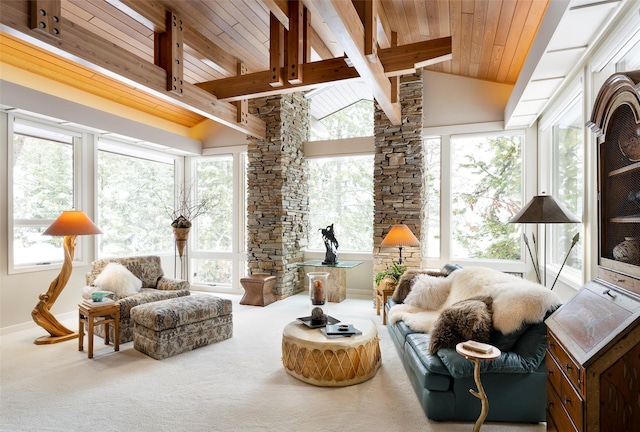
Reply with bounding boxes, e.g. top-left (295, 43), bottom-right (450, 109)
top-left (308, 272), bottom-right (329, 325)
